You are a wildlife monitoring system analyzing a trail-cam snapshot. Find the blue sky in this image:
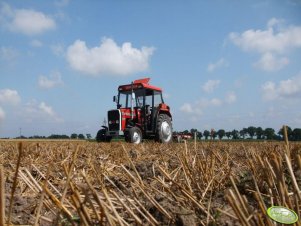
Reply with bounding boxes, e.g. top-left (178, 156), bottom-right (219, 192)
top-left (0, 0), bottom-right (301, 137)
